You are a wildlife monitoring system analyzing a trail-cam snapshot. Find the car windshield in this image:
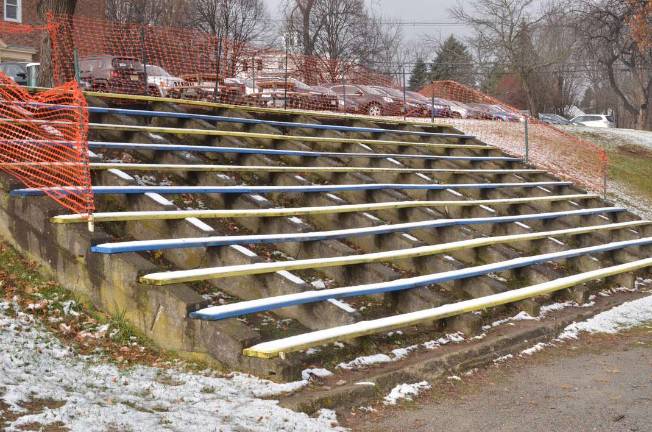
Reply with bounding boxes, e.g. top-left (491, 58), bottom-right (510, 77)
top-left (112, 58), bottom-right (144, 71)
top-left (432, 97), bottom-right (451, 105)
top-left (145, 65), bottom-right (171, 77)
top-left (0, 63), bottom-right (26, 80)
top-left (359, 85), bottom-right (385, 96)
top-left (448, 100), bottom-right (469, 108)
top-left (406, 91), bottom-right (430, 102)
top-left (378, 87), bottom-right (404, 98)
top-left (311, 86), bottom-right (335, 95)
top-left (467, 103), bottom-right (491, 110)
top-left (288, 78), bottom-right (311, 90)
